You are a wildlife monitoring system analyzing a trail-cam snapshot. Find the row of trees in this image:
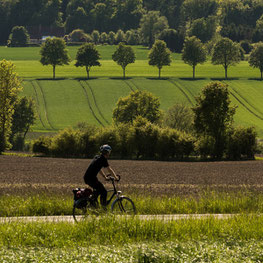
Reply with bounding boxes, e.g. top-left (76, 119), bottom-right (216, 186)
top-left (40, 37), bottom-right (263, 80)
top-left (1, 0), bottom-right (263, 46)
top-left (32, 83), bottom-right (257, 160)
